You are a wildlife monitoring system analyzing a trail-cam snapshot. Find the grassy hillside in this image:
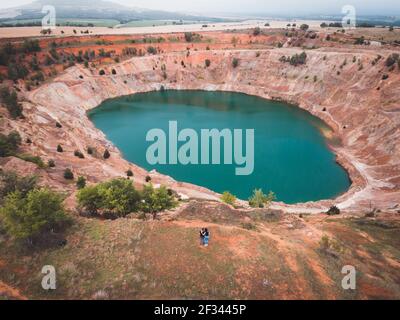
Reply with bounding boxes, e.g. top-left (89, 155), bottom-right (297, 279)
top-left (1, 201), bottom-right (399, 300)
